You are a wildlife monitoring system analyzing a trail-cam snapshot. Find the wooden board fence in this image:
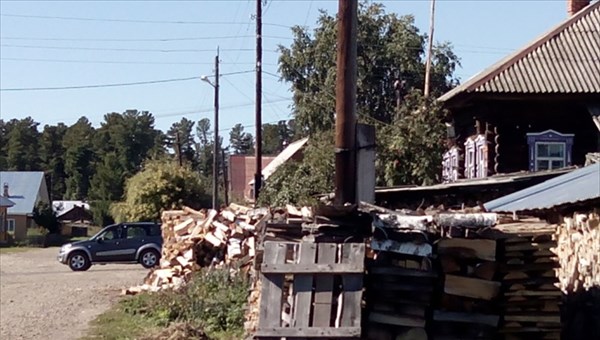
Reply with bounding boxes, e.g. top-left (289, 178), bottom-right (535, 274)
top-left (255, 241), bottom-right (365, 338)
